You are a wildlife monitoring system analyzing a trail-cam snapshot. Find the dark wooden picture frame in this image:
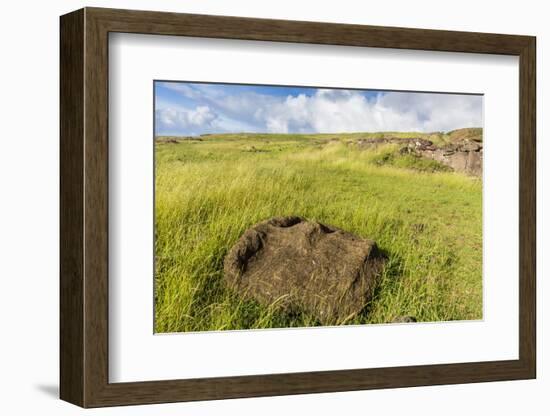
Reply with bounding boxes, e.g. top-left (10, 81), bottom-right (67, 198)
top-left (60, 7), bottom-right (536, 408)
